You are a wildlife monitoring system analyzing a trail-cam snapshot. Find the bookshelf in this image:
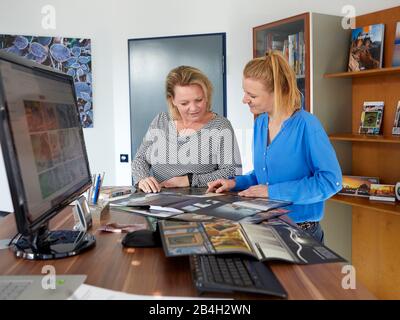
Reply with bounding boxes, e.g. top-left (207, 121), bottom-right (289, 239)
top-left (329, 133), bottom-right (400, 144)
top-left (324, 66), bottom-right (400, 78)
top-left (254, 7), bottom-right (400, 299)
top-left (331, 194), bottom-right (400, 216)
top-left (323, 6), bottom-right (400, 299)
top-left (253, 13), bottom-right (310, 110)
